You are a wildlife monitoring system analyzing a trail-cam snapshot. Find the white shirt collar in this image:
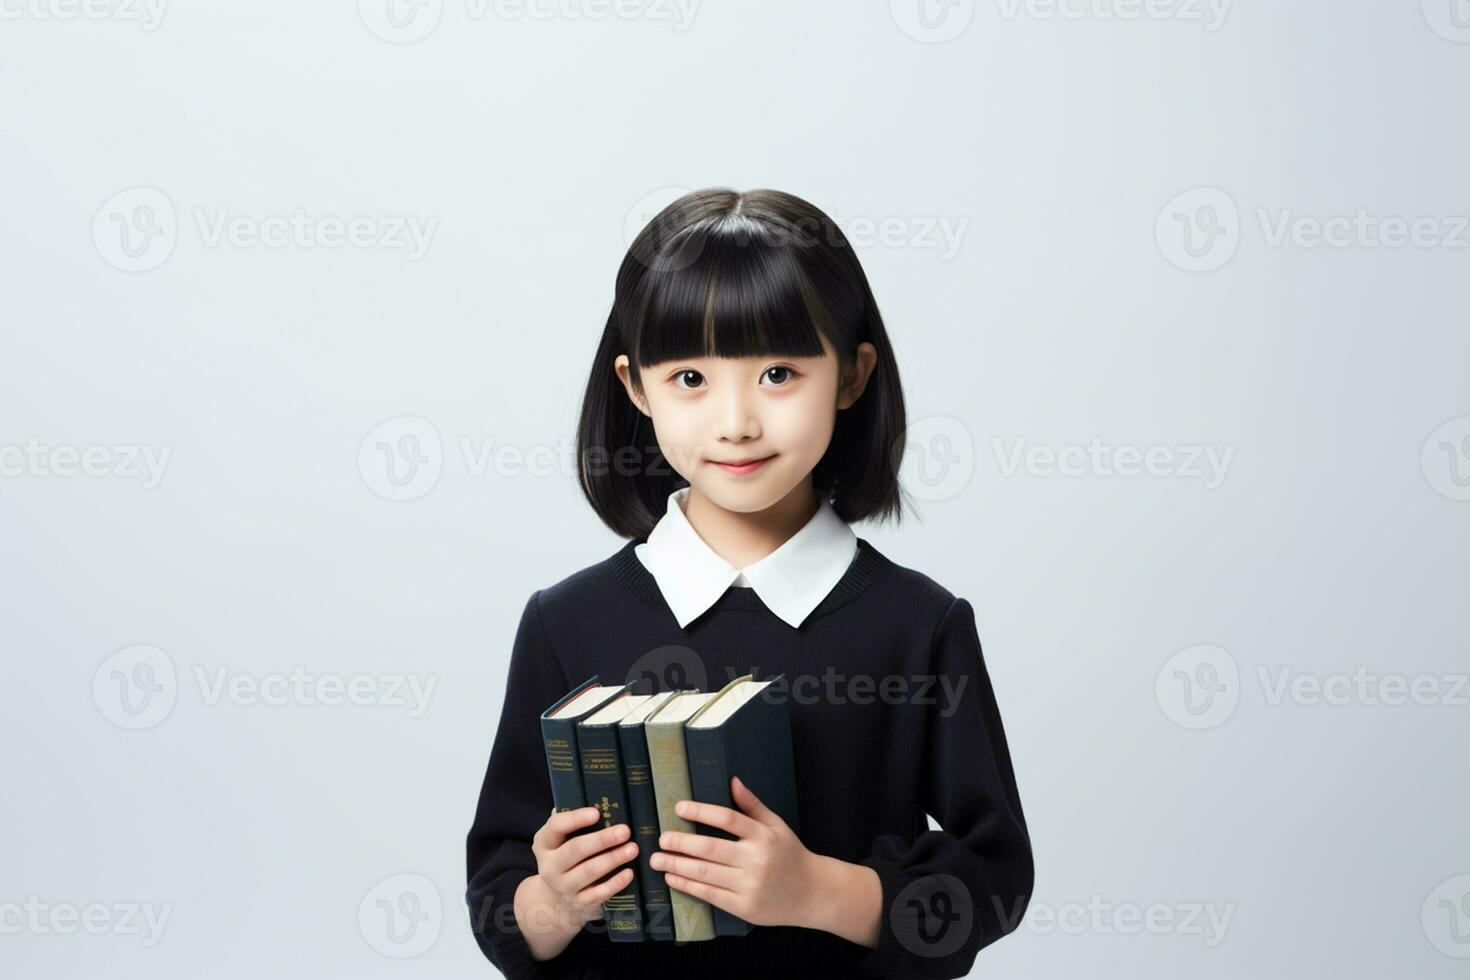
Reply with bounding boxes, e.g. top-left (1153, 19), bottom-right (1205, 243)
top-left (634, 486), bottom-right (857, 630)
